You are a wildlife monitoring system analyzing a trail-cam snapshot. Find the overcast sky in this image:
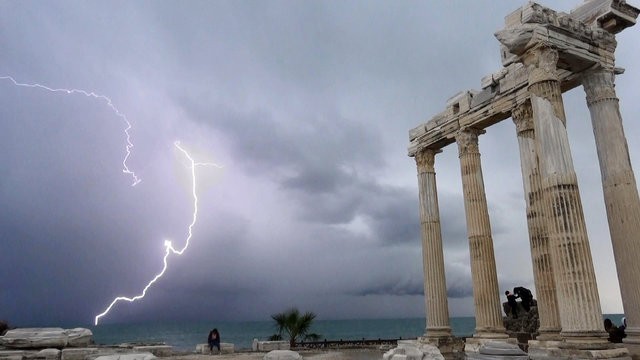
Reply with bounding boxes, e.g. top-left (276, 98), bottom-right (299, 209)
top-left (1, 0), bottom-right (639, 327)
